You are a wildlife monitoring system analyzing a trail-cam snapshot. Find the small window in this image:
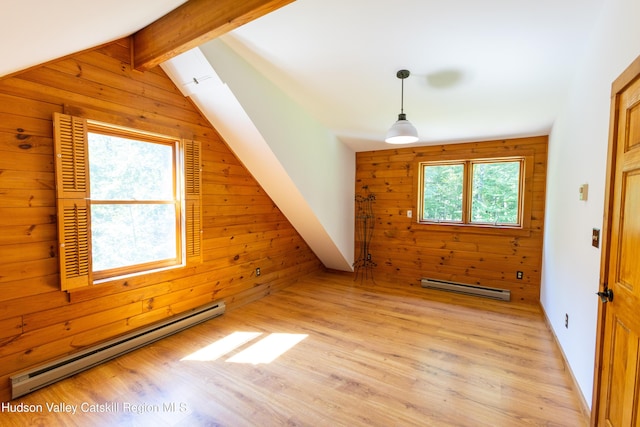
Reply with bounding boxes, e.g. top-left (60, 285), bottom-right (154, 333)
top-left (470, 160), bottom-right (521, 225)
top-left (421, 162), bottom-right (464, 222)
top-left (418, 157), bottom-right (524, 227)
